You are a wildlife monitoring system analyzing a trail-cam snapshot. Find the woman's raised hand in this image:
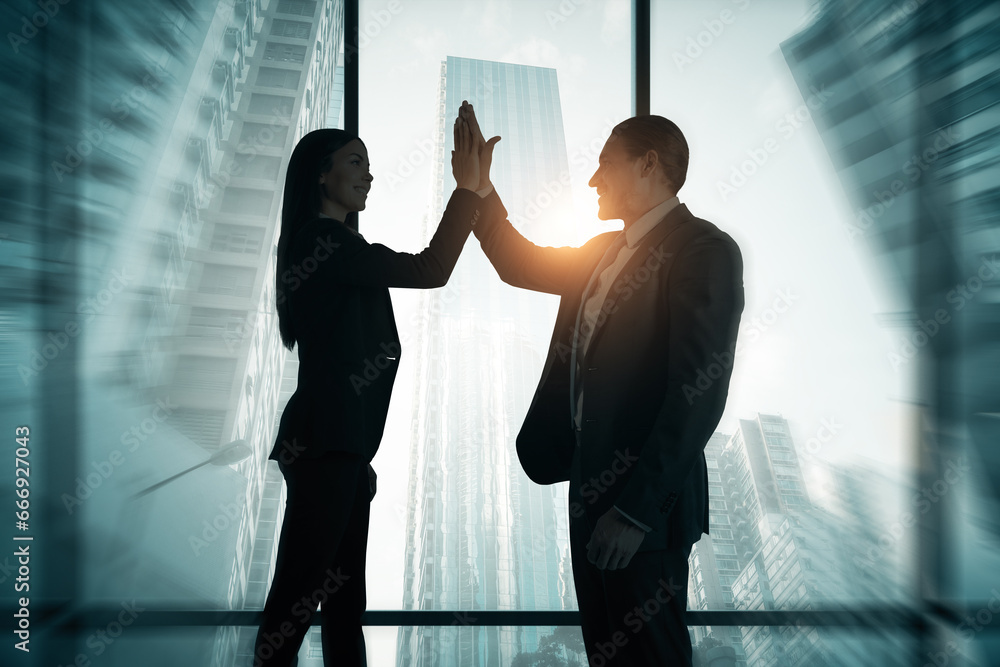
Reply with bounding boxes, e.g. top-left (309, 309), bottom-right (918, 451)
top-left (451, 109), bottom-right (480, 192)
top-left (460, 101), bottom-right (501, 192)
